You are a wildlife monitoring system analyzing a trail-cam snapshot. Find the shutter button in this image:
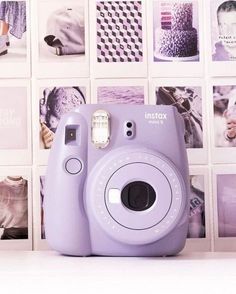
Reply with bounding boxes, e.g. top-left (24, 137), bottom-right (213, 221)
top-left (65, 158), bottom-right (82, 175)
